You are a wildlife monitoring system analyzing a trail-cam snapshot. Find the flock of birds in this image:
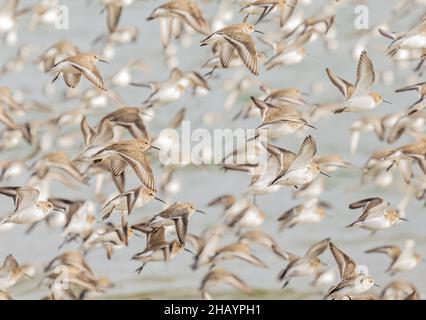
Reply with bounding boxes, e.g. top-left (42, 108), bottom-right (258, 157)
top-left (0, 0), bottom-right (426, 300)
